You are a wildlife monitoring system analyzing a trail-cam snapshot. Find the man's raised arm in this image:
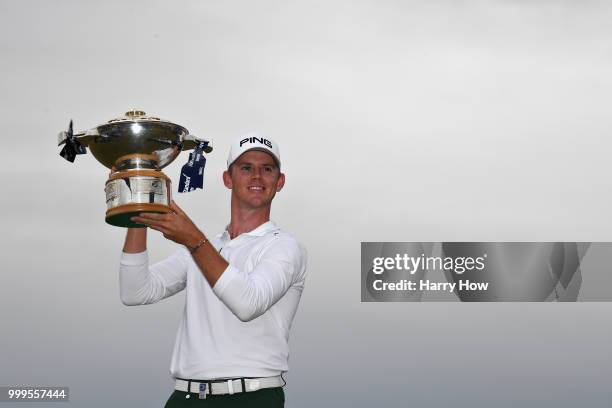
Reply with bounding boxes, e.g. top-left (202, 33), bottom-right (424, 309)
top-left (119, 227), bottom-right (188, 306)
top-left (123, 227), bottom-right (147, 253)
